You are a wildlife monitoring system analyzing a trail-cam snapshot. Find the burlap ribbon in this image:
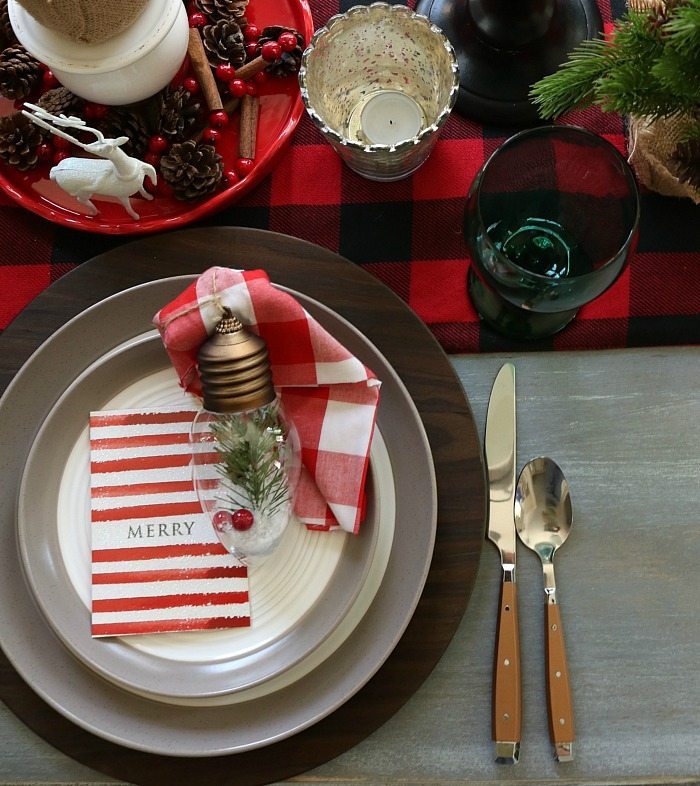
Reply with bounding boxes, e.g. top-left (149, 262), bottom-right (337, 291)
top-left (625, 0), bottom-right (699, 204)
top-left (15, 0), bottom-right (150, 44)
top-left (627, 115), bottom-right (699, 205)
